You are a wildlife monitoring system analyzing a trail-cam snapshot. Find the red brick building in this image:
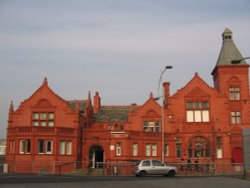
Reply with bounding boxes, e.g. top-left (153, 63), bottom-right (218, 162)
top-left (6, 28), bottom-right (249, 174)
